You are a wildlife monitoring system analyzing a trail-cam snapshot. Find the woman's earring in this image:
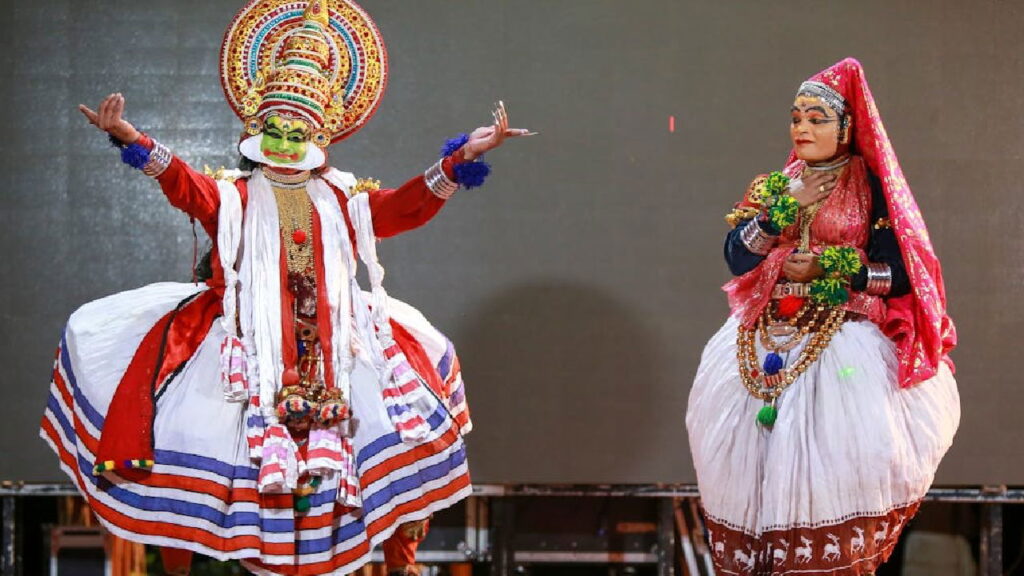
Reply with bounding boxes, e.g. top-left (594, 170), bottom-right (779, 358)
top-left (838, 116), bottom-right (851, 144)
